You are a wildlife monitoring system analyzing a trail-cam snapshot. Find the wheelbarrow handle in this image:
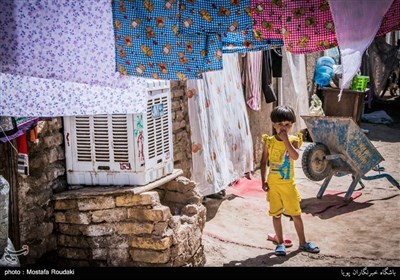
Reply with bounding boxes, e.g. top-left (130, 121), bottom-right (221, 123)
top-left (362, 174), bottom-right (400, 189)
